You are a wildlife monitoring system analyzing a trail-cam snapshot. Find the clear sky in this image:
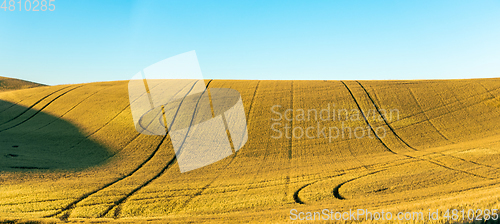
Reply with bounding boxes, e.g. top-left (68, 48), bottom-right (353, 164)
top-left (0, 0), bottom-right (499, 85)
